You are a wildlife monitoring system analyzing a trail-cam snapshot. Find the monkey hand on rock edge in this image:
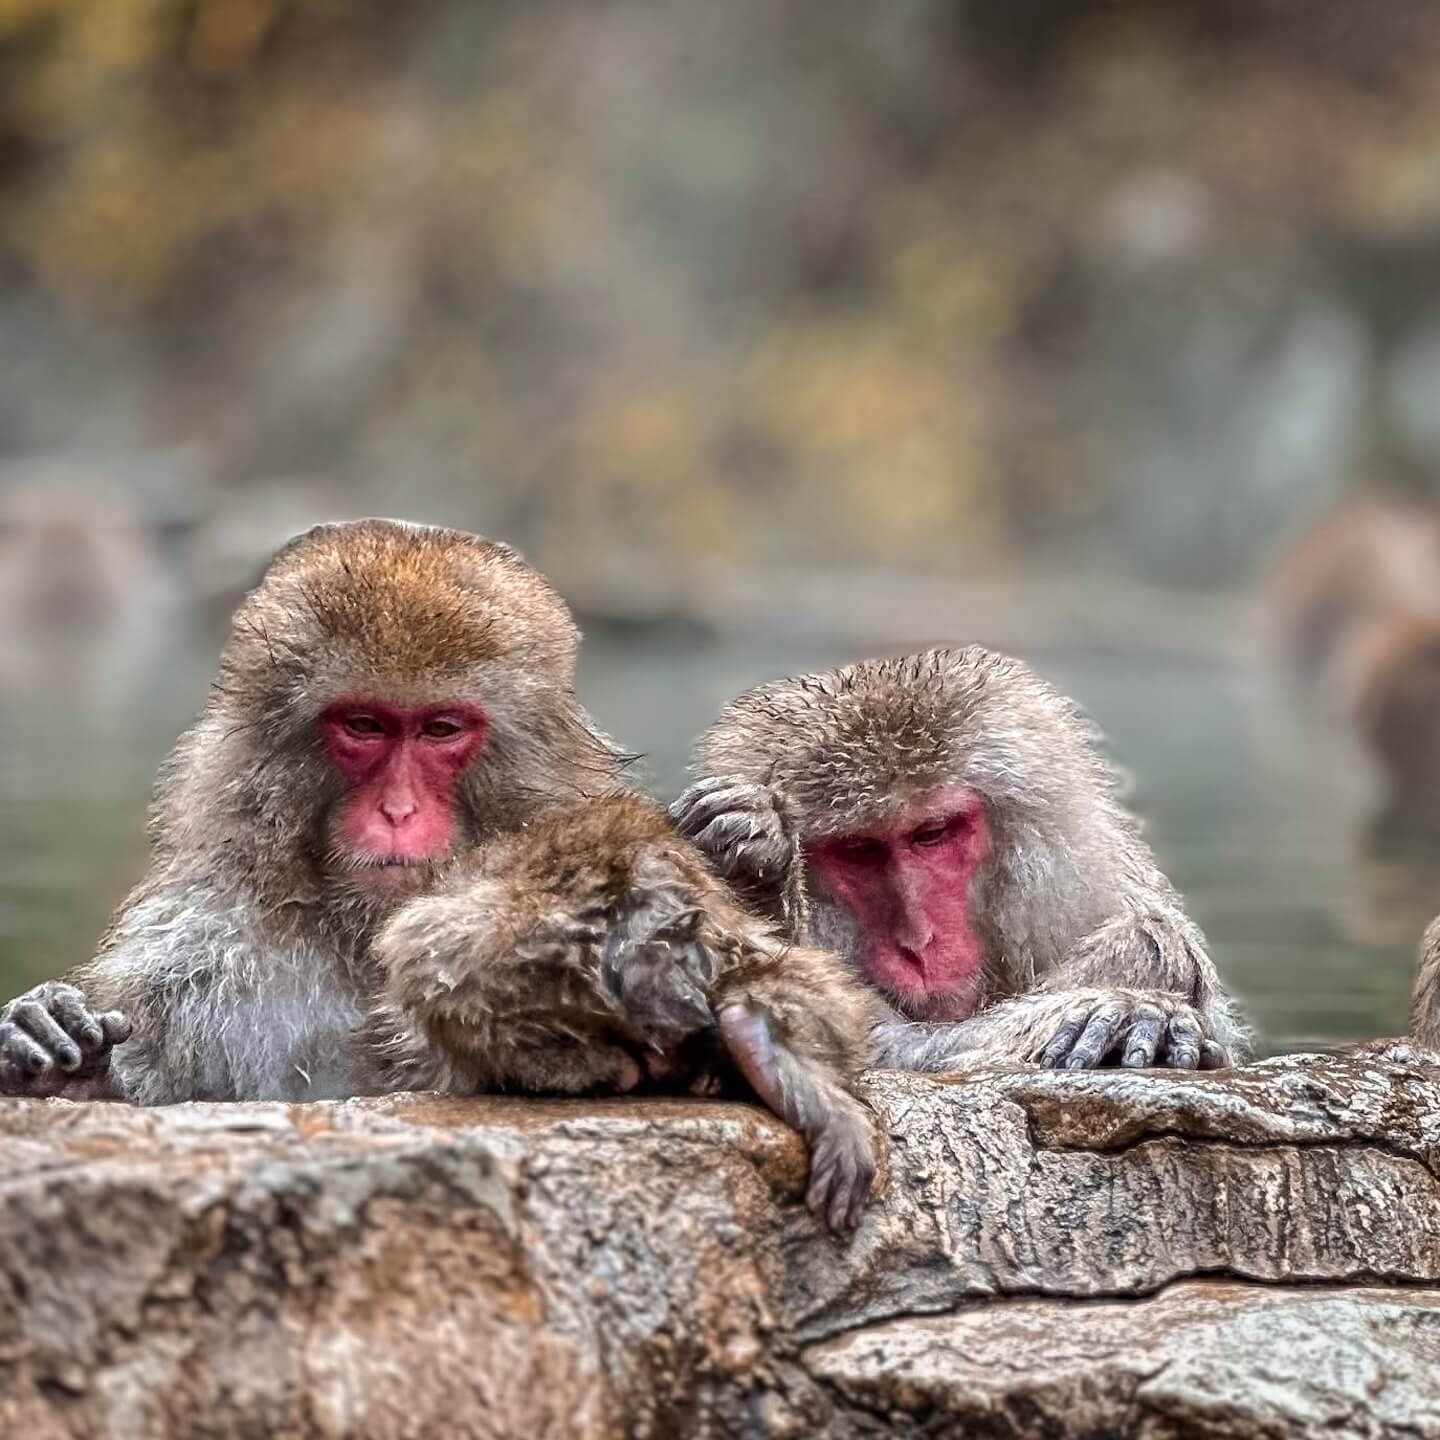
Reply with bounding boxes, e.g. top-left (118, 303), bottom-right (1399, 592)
top-left (719, 1003), bottom-right (875, 1234)
top-left (0, 981), bottom-right (131, 1097)
top-left (1348, 1036), bottom-right (1440, 1066)
top-left (669, 776), bottom-right (797, 913)
top-left (1031, 988), bottom-right (1227, 1070)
